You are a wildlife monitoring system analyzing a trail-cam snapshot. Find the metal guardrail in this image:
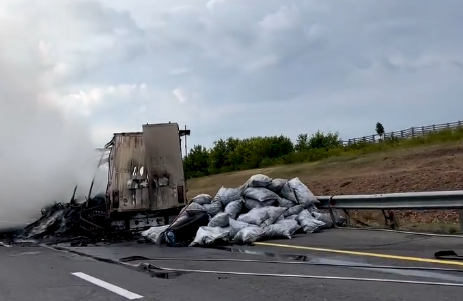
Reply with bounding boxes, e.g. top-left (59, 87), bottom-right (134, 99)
top-left (316, 190), bottom-right (463, 231)
top-left (341, 120), bottom-right (463, 146)
top-left (316, 191), bottom-right (463, 210)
